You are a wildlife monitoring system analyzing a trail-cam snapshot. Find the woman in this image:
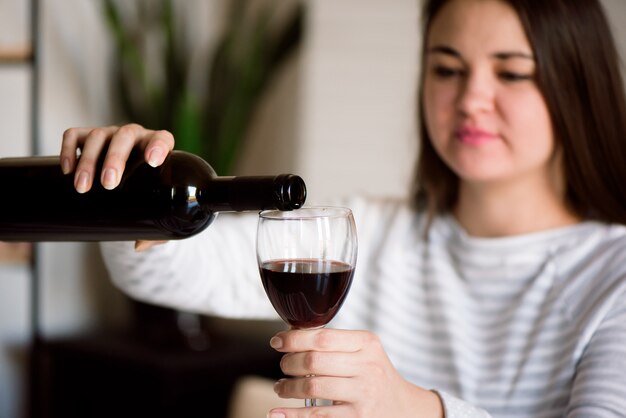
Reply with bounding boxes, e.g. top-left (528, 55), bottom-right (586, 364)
top-left (60, 0), bottom-right (626, 416)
